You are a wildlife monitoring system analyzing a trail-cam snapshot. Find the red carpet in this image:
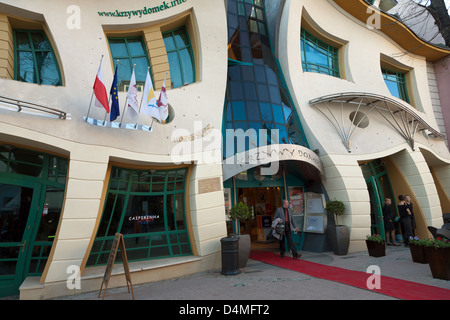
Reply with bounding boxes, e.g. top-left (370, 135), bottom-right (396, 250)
top-left (249, 251), bottom-right (450, 300)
